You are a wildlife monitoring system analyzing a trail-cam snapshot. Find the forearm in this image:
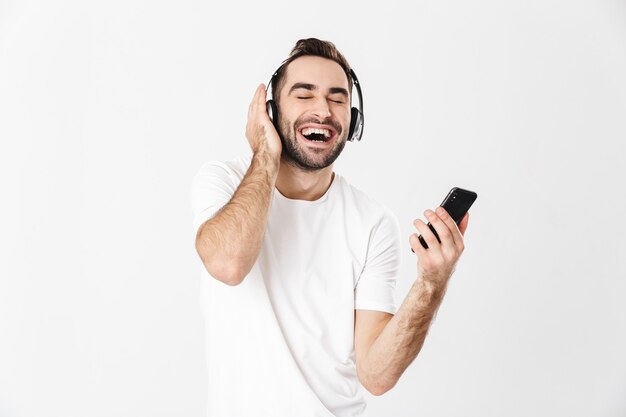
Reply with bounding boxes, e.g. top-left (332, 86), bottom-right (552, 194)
top-left (360, 278), bottom-right (447, 393)
top-left (195, 151), bottom-right (279, 285)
